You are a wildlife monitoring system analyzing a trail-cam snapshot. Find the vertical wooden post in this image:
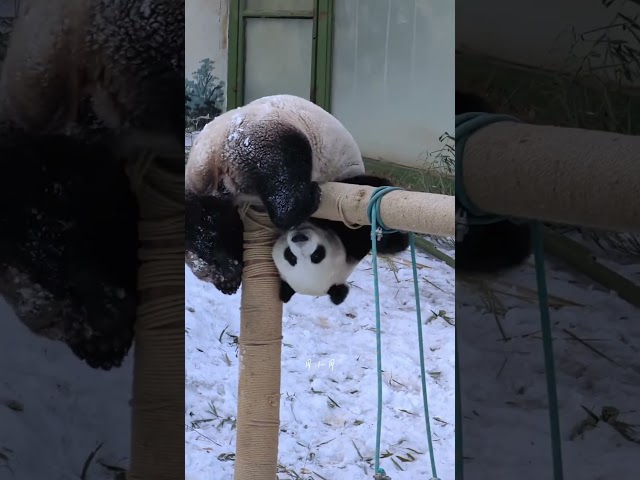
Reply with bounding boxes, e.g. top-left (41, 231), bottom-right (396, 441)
top-left (234, 207), bottom-right (283, 479)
